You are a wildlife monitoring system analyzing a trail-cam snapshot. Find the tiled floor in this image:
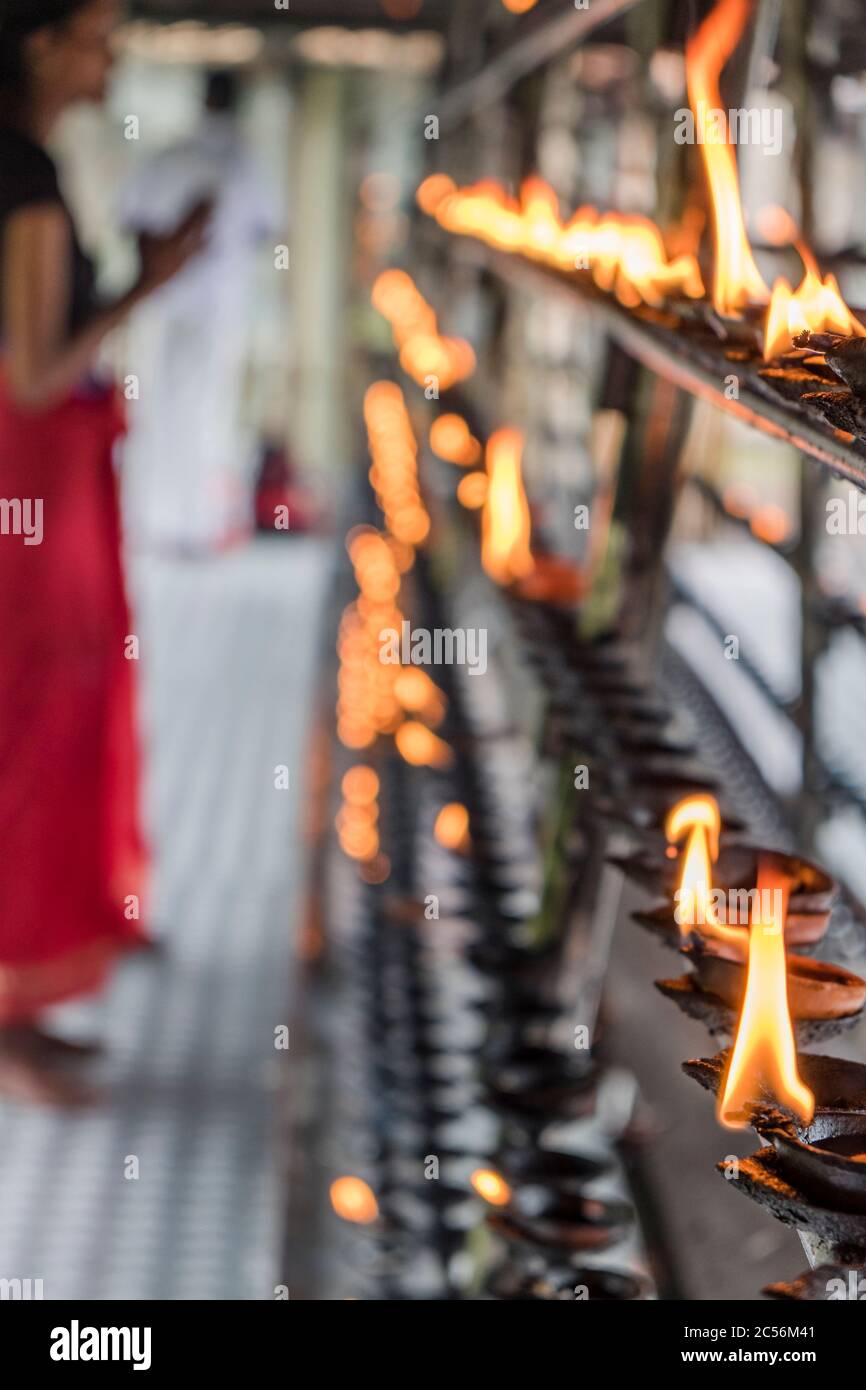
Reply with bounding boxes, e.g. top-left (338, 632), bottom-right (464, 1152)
top-left (0, 537), bottom-right (330, 1300)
